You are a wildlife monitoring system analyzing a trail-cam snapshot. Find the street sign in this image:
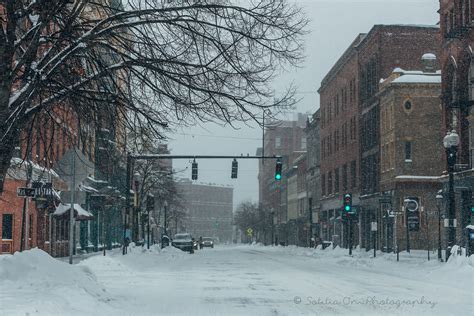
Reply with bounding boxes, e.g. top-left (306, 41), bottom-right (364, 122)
top-left (405, 197), bottom-right (420, 231)
top-left (32, 182), bottom-right (53, 200)
top-left (246, 228), bottom-right (253, 237)
top-left (17, 187), bottom-right (36, 197)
